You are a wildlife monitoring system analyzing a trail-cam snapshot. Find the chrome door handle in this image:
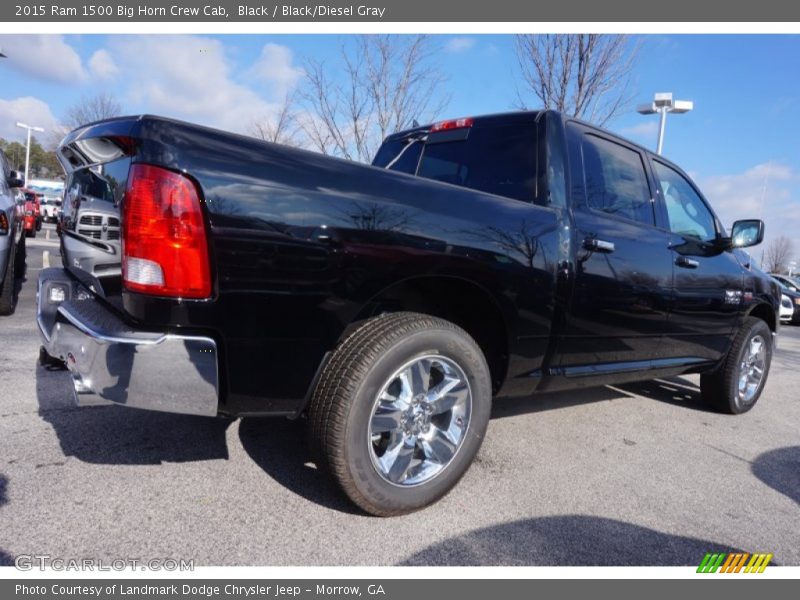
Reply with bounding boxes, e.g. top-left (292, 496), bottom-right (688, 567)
top-left (583, 238), bottom-right (615, 253)
top-left (676, 256), bottom-right (700, 269)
